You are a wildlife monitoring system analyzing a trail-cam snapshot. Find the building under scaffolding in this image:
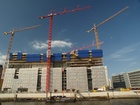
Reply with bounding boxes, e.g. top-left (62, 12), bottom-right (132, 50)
top-left (2, 49), bottom-right (109, 92)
